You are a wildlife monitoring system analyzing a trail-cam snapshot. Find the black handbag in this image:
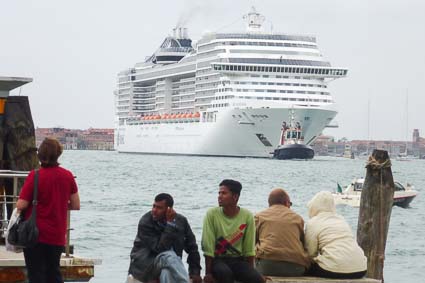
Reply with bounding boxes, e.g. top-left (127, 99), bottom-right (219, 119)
top-left (8, 170), bottom-right (40, 248)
